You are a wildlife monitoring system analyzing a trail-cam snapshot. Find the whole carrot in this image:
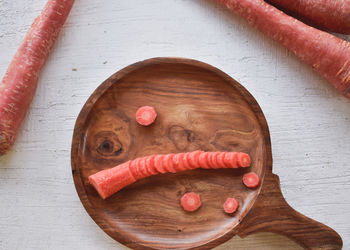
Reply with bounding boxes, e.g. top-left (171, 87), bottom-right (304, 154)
top-left (0, 0), bottom-right (74, 155)
top-left (217, 0), bottom-right (350, 99)
top-left (266, 0), bottom-right (350, 34)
